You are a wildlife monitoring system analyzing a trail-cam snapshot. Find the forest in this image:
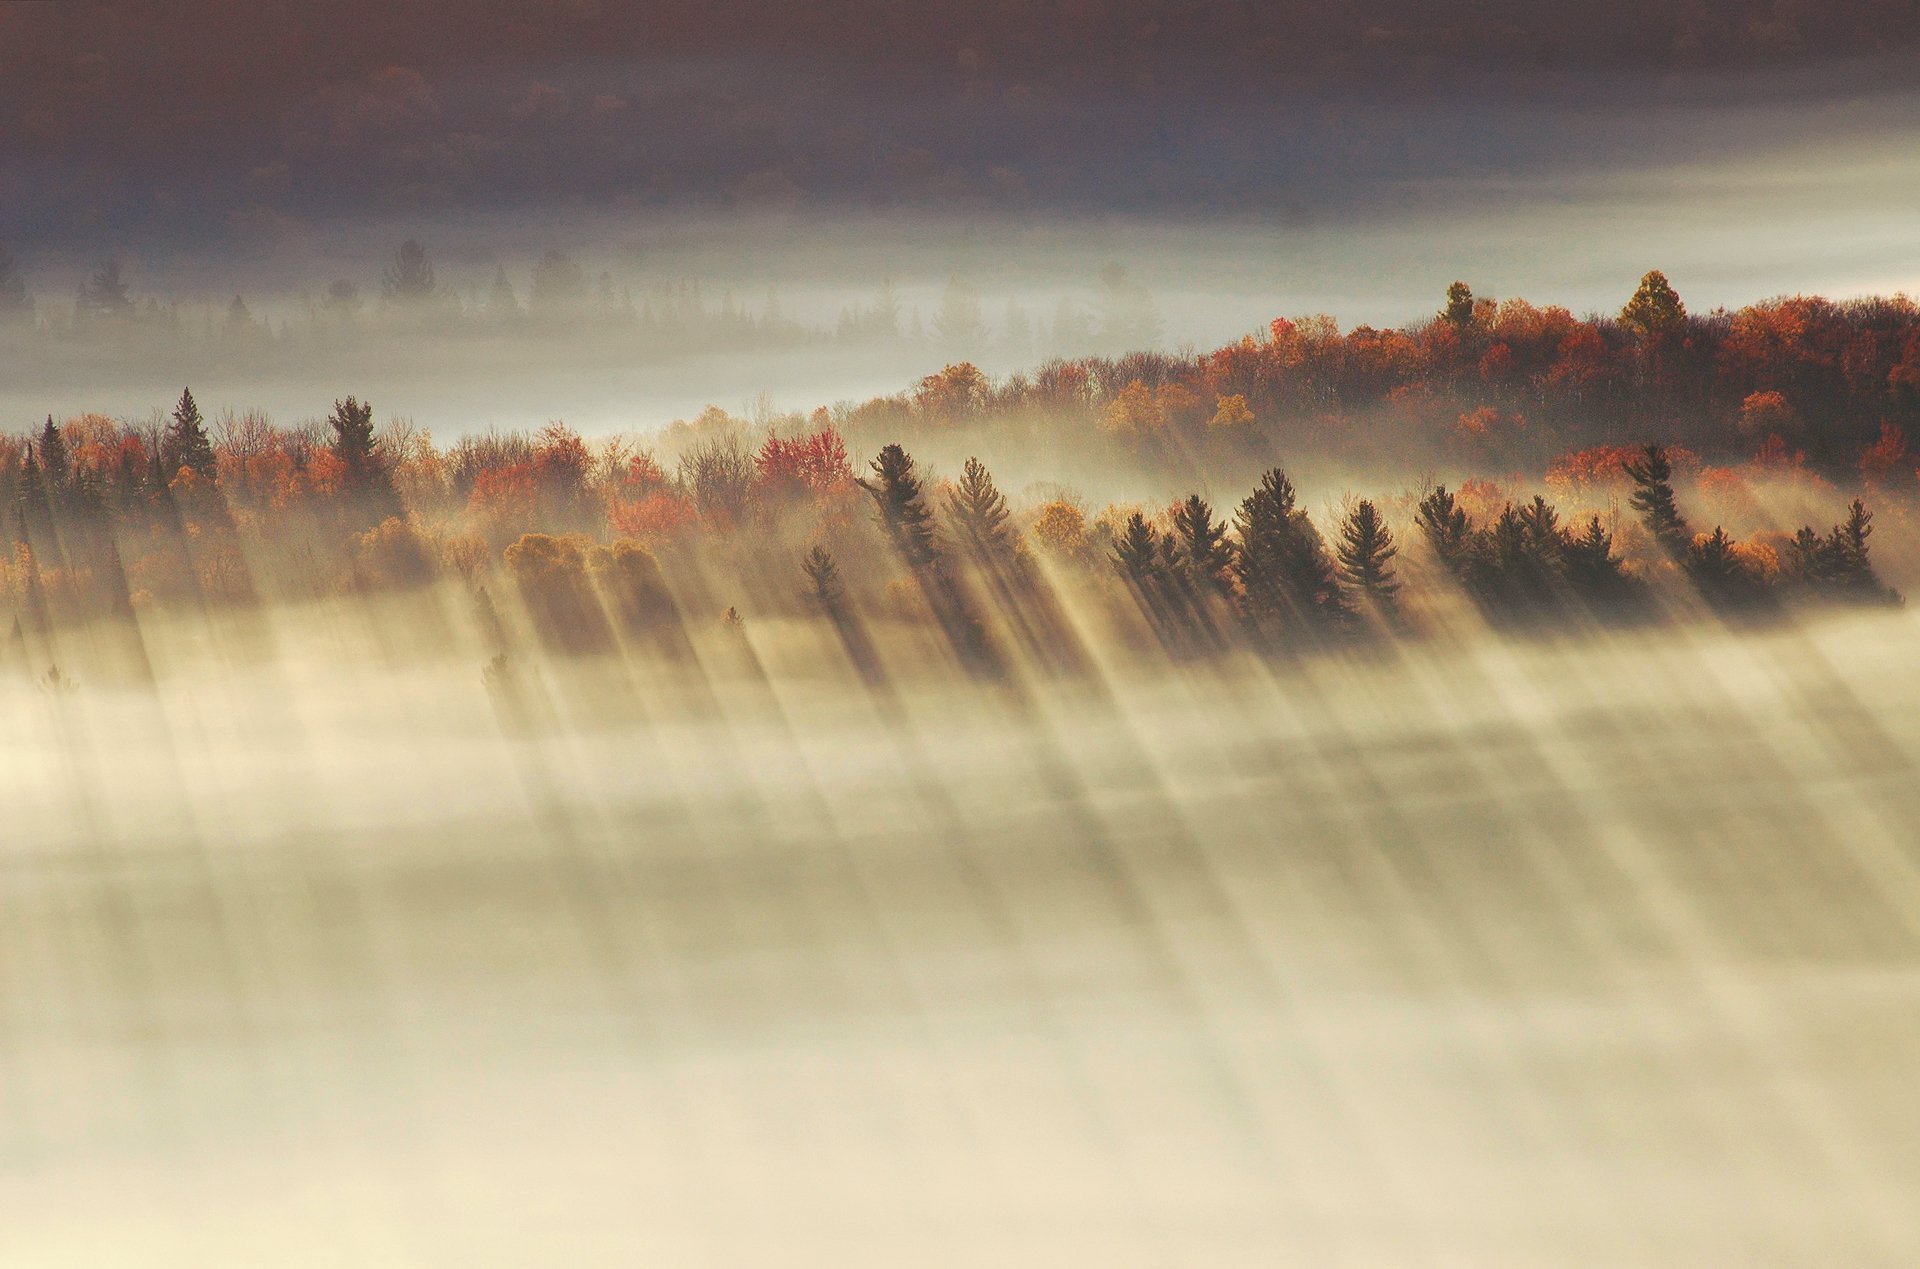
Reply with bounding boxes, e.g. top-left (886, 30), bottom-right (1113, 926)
top-left (2, 269), bottom-right (1914, 692)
